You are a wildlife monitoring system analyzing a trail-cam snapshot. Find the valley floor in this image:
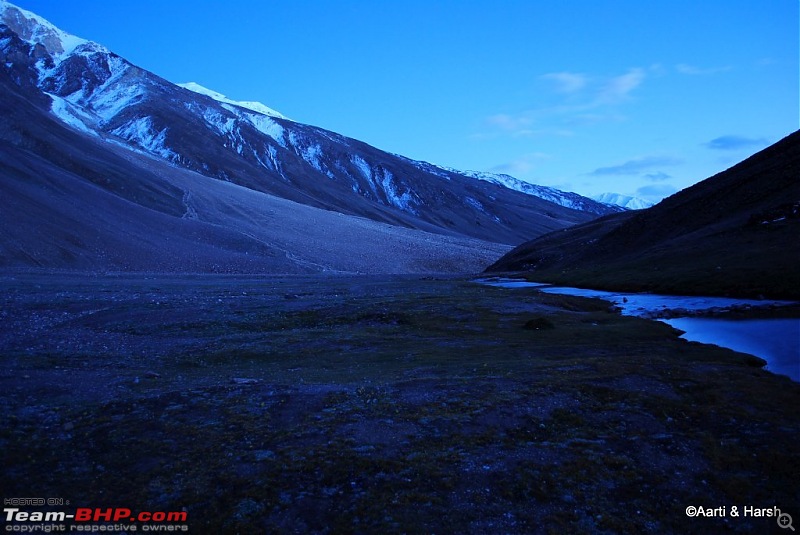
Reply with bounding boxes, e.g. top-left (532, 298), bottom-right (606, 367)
top-left (1, 273), bottom-right (798, 533)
